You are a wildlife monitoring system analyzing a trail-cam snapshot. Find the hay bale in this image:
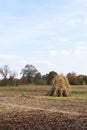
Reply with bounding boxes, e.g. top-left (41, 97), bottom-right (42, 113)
top-left (47, 74), bottom-right (71, 97)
